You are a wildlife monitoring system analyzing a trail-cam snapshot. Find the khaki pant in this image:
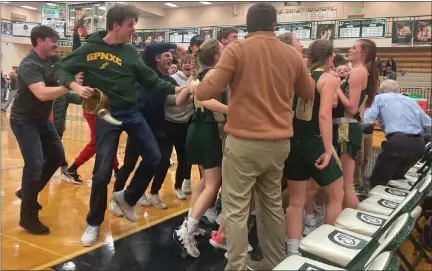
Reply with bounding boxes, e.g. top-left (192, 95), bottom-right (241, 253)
top-left (222, 135), bottom-right (290, 270)
top-left (354, 133), bottom-right (374, 185)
